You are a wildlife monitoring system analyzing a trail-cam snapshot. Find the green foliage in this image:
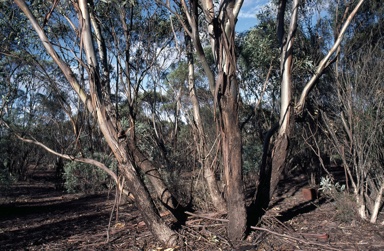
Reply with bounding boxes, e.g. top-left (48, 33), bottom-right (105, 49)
top-left (319, 176), bottom-right (345, 196)
top-left (242, 142), bottom-right (262, 174)
top-left (319, 176), bottom-right (354, 223)
top-left (0, 168), bottom-right (16, 189)
top-left (63, 153), bottom-right (117, 194)
top-left (333, 194), bottom-right (356, 223)
top-left (237, 17), bottom-right (280, 97)
top-left (135, 122), bottom-right (159, 160)
top-left (238, 23), bottom-right (278, 71)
